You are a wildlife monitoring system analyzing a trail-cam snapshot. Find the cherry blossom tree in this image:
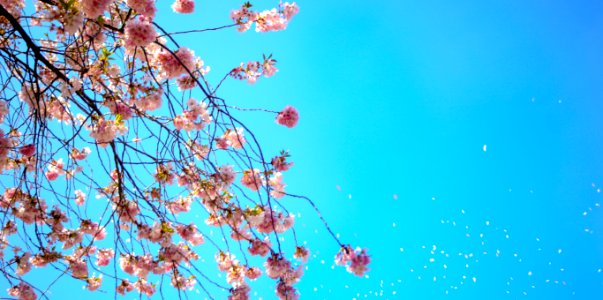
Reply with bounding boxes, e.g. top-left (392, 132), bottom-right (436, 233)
top-left (0, 1), bottom-right (369, 299)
